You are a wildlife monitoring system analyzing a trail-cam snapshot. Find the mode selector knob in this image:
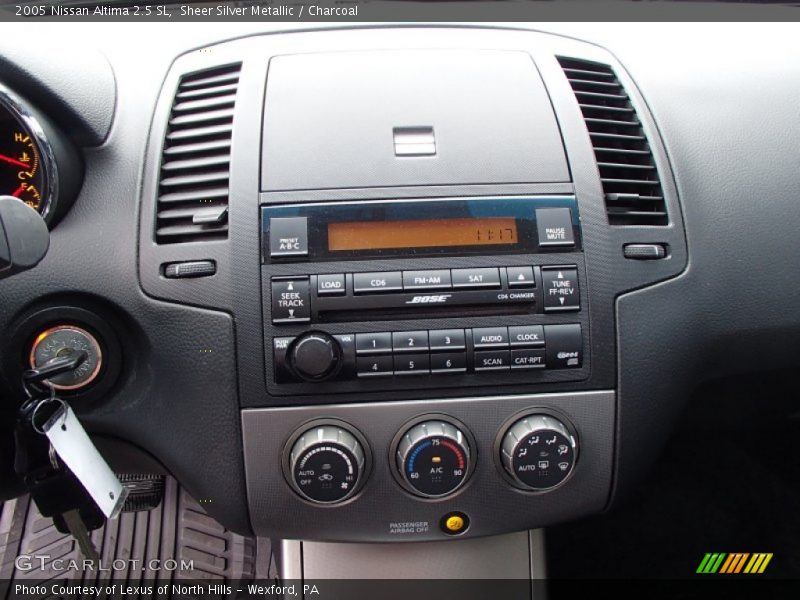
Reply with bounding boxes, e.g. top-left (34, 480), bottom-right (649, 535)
top-left (287, 423), bottom-right (366, 504)
top-left (501, 414), bottom-right (578, 491)
top-left (288, 332), bottom-right (342, 382)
